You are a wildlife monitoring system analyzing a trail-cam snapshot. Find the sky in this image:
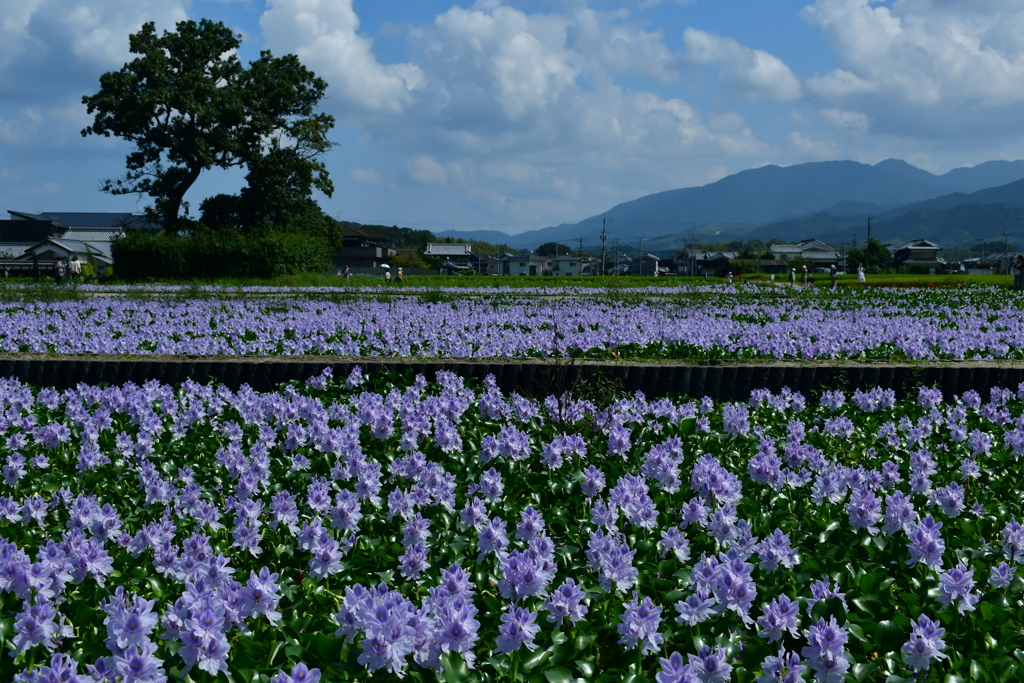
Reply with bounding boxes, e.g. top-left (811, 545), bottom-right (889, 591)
top-left (3, 0), bottom-right (1024, 235)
